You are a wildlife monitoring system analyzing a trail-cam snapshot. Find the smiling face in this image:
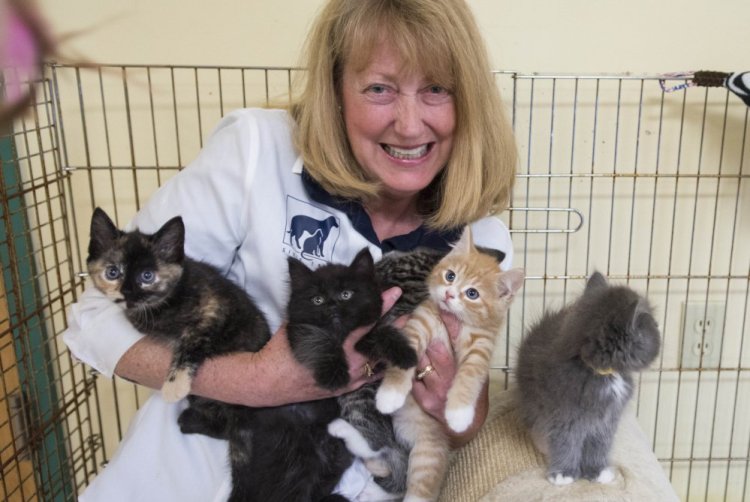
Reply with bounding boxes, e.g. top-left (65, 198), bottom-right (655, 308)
top-left (340, 42), bottom-right (456, 205)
